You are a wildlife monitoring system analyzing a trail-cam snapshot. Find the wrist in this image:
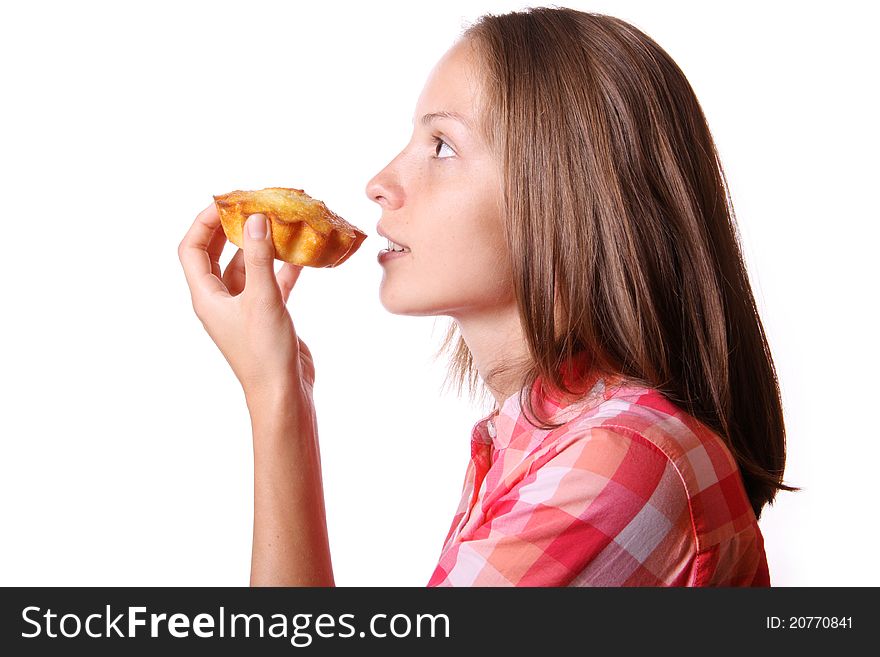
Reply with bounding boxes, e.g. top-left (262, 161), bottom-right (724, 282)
top-left (245, 378), bottom-right (308, 409)
top-left (245, 384), bottom-right (316, 440)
